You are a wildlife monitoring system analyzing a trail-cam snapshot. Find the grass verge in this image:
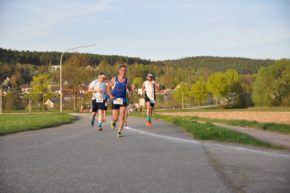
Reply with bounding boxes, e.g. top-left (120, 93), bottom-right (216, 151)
top-left (131, 112), bottom-right (283, 149)
top-left (189, 116), bottom-right (290, 134)
top-left (0, 113), bottom-right (75, 135)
